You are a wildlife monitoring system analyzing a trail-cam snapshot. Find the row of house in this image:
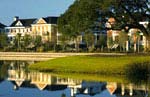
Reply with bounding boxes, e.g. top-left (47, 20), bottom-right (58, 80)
top-left (0, 16), bottom-right (149, 52)
top-left (0, 16), bottom-right (59, 44)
